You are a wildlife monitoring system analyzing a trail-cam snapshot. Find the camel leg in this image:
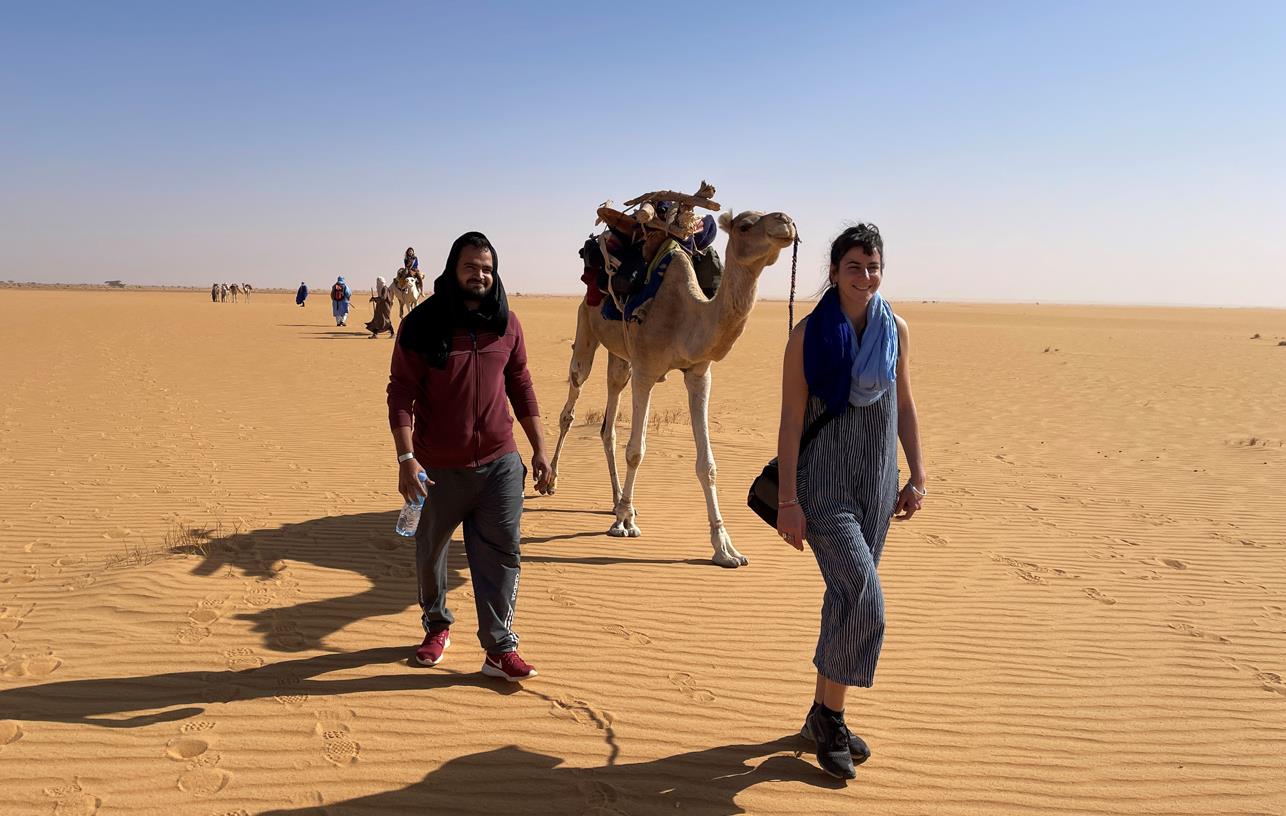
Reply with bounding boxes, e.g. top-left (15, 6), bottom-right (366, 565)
top-left (548, 302), bottom-right (600, 494)
top-left (609, 366), bottom-right (655, 538)
top-left (601, 353), bottom-right (632, 513)
top-left (685, 364), bottom-right (747, 568)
